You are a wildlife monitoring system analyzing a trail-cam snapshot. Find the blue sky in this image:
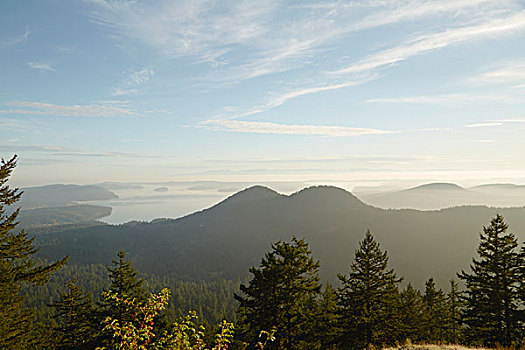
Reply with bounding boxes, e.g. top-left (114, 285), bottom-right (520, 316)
top-left (1, 0), bottom-right (525, 188)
